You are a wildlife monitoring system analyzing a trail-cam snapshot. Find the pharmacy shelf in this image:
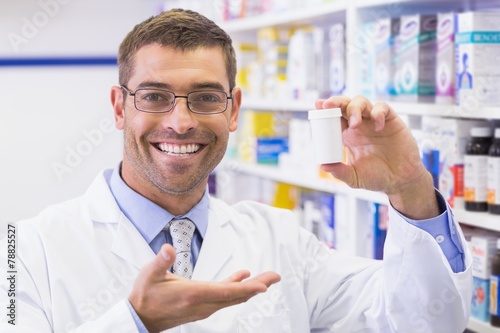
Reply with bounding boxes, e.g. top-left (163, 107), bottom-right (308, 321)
top-left (354, 0), bottom-right (416, 7)
top-left (219, 1), bottom-right (347, 33)
top-left (390, 102), bottom-right (500, 120)
top-left (455, 209), bottom-right (500, 233)
top-left (241, 99), bottom-right (500, 119)
top-left (353, 0), bottom-right (460, 12)
top-left (224, 160), bottom-right (500, 228)
top-left (220, 159), bottom-right (388, 204)
top-left (241, 98), bottom-right (315, 112)
top-left (219, 0), bottom-right (500, 34)
top-left (468, 318), bottom-right (500, 333)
